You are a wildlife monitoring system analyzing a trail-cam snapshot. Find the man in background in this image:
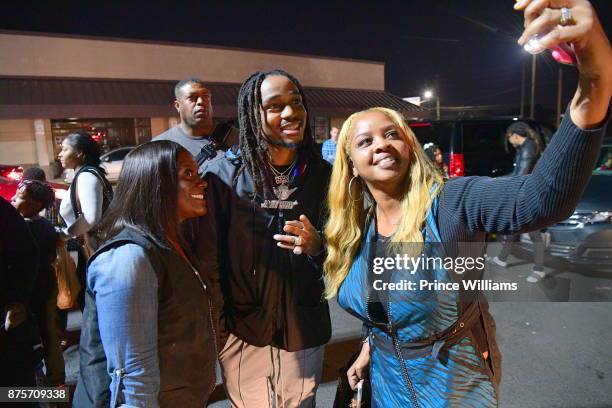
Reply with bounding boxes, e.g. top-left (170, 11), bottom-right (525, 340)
top-left (153, 77), bottom-right (238, 172)
top-left (322, 126), bottom-right (339, 164)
